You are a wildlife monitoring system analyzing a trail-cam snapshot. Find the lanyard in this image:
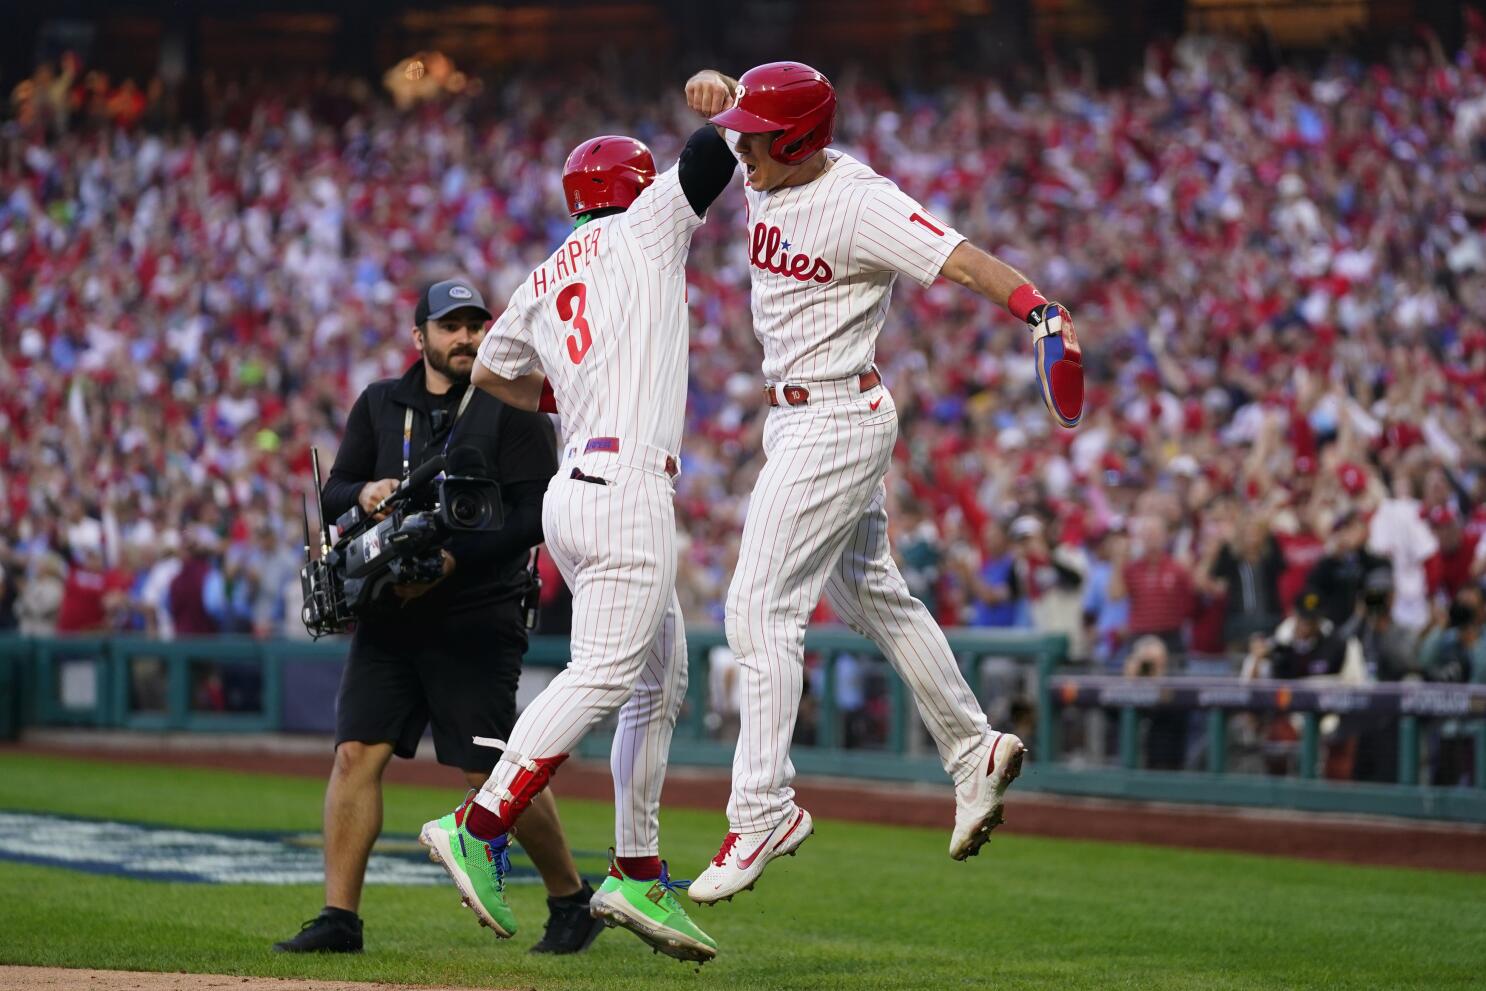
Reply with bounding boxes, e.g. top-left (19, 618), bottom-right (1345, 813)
top-left (402, 386), bottom-right (476, 480)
